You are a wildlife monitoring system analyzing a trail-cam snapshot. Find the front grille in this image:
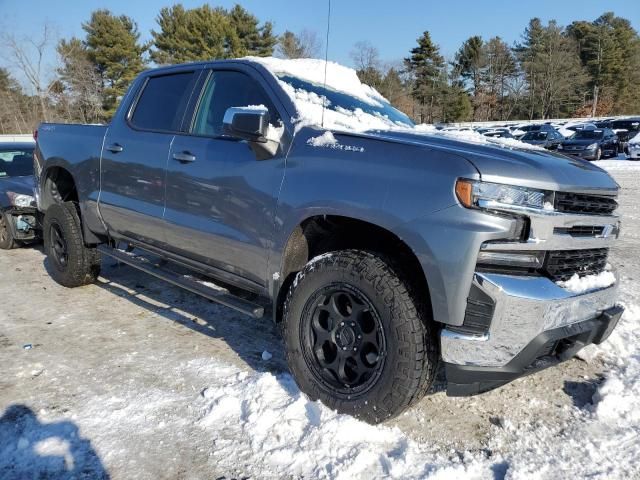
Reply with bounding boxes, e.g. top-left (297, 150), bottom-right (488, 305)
top-left (543, 248), bottom-right (608, 282)
top-left (554, 192), bottom-right (618, 215)
top-left (554, 225), bottom-right (605, 237)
